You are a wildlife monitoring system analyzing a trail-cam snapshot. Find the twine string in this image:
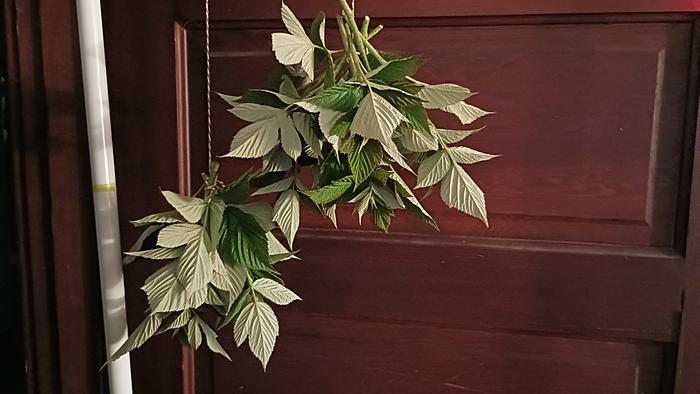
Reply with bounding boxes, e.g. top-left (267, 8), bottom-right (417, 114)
top-left (205, 0), bottom-right (212, 164)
